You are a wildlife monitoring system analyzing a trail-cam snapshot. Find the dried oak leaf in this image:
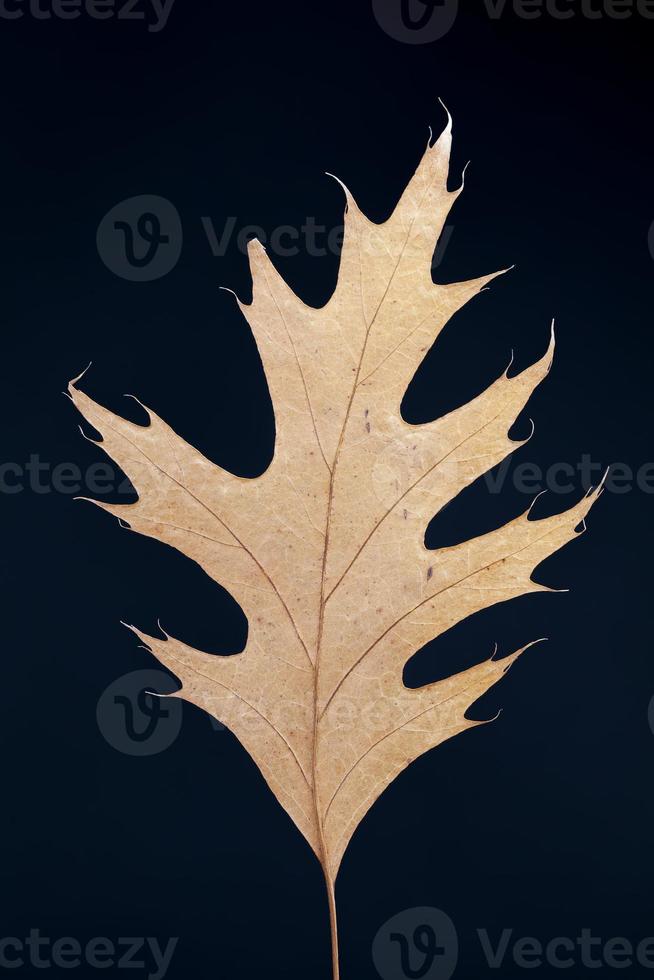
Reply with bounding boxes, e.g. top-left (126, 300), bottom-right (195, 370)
top-left (70, 113), bottom-right (601, 979)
